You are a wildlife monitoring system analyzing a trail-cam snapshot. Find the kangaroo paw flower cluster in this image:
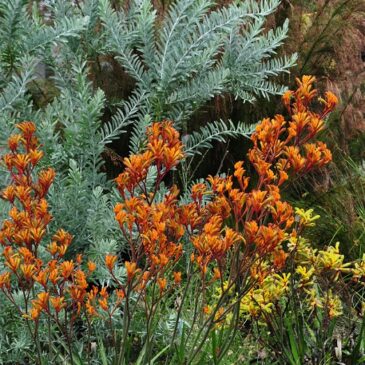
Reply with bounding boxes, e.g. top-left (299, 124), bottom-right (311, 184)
top-left (2, 77), bottom-right (356, 365)
top-left (0, 122), bottom-right (94, 324)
